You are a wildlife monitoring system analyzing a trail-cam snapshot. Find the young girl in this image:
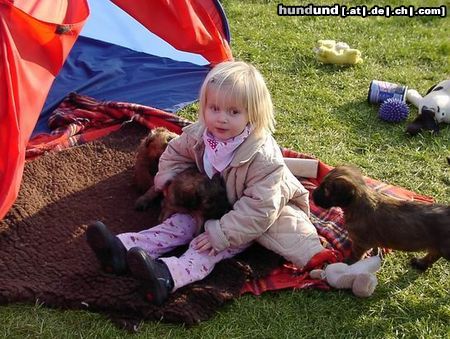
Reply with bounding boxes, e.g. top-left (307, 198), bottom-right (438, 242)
top-left (87, 61), bottom-right (336, 305)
